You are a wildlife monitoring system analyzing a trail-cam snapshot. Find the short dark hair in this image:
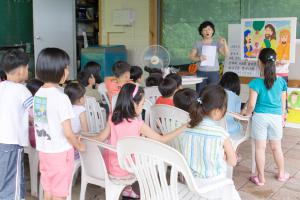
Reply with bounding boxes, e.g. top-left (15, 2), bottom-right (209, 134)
top-left (36, 48), bottom-right (70, 83)
top-left (0, 49), bottom-right (29, 73)
top-left (84, 61), bottom-right (101, 84)
top-left (165, 73), bottom-right (182, 88)
top-left (145, 73), bottom-right (163, 87)
top-left (189, 85), bottom-right (227, 128)
top-left (26, 79), bottom-right (44, 95)
top-left (174, 88), bottom-right (198, 112)
top-left (198, 21), bottom-right (215, 37)
top-left (78, 69), bottom-right (94, 87)
top-left (112, 61), bottom-right (130, 78)
top-left (130, 66), bottom-right (143, 82)
top-left (112, 83), bottom-right (145, 125)
top-left (0, 69), bottom-right (7, 81)
top-left (219, 72), bottom-right (241, 95)
top-left (158, 77), bottom-right (177, 98)
top-left (64, 82), bottom-right (86, 104)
